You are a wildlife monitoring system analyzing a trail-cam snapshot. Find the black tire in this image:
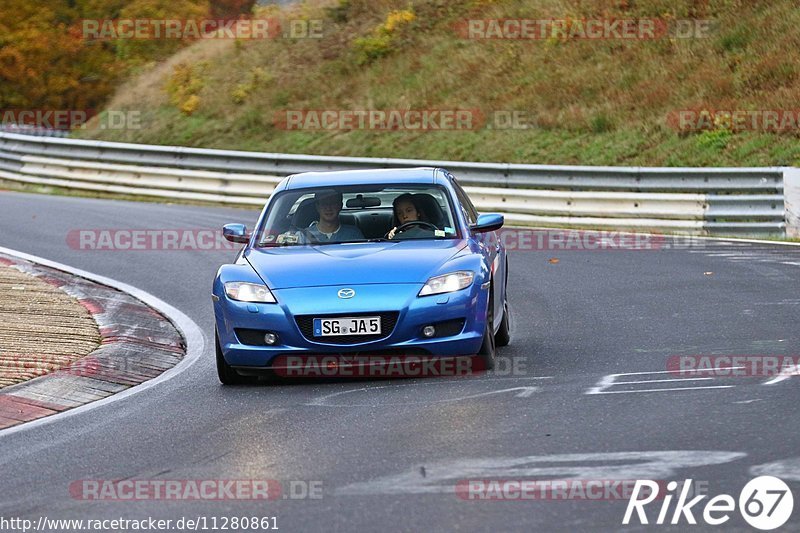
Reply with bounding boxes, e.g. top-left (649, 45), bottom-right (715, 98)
top-left (495, 297), bottom-right (511, 347)
top-left (476, 285), bottom-right (496, 371)
top-left (216, 331), bottom-right (247, 385)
